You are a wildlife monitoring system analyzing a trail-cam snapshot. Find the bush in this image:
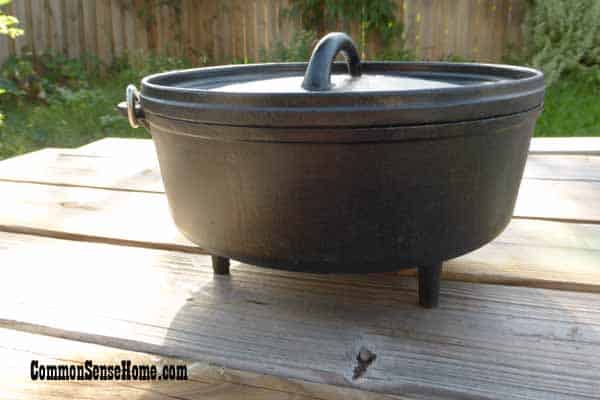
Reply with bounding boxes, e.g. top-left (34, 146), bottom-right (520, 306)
top-left (0, 52), bottom-right (195, 159)
top-left (523, 0), bottom-right (600, 85)
top-left (260, 30), bottom-right (317, 62)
